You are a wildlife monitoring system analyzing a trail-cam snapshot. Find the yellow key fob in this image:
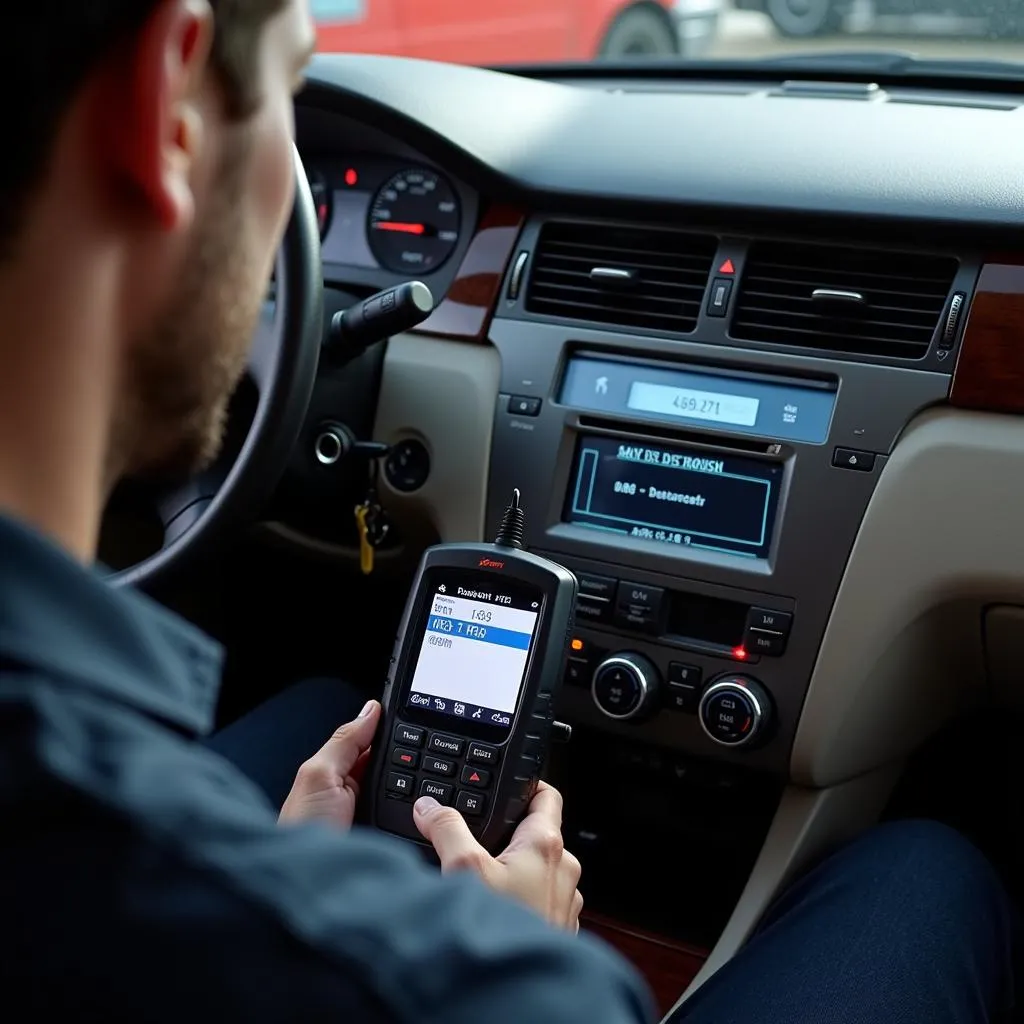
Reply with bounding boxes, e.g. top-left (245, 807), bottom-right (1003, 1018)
top-left (355, 503), bottom-right (374, 575)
